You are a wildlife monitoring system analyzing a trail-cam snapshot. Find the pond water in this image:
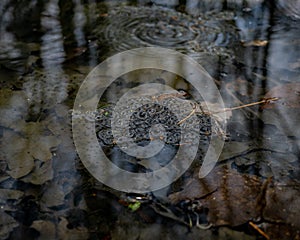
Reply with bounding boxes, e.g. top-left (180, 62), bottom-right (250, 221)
top-left (0, 0), bottom-right (300, 239)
